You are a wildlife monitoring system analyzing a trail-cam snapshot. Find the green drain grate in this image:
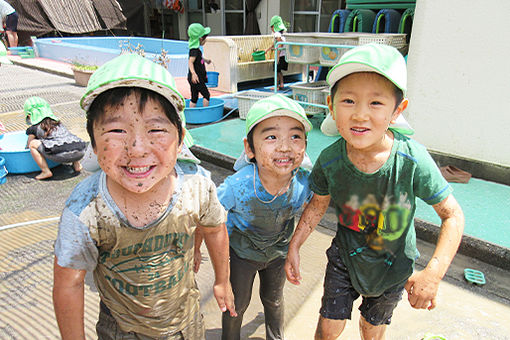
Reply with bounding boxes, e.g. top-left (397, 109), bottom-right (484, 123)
top-left (464, 268), bottom-right (486, 285)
